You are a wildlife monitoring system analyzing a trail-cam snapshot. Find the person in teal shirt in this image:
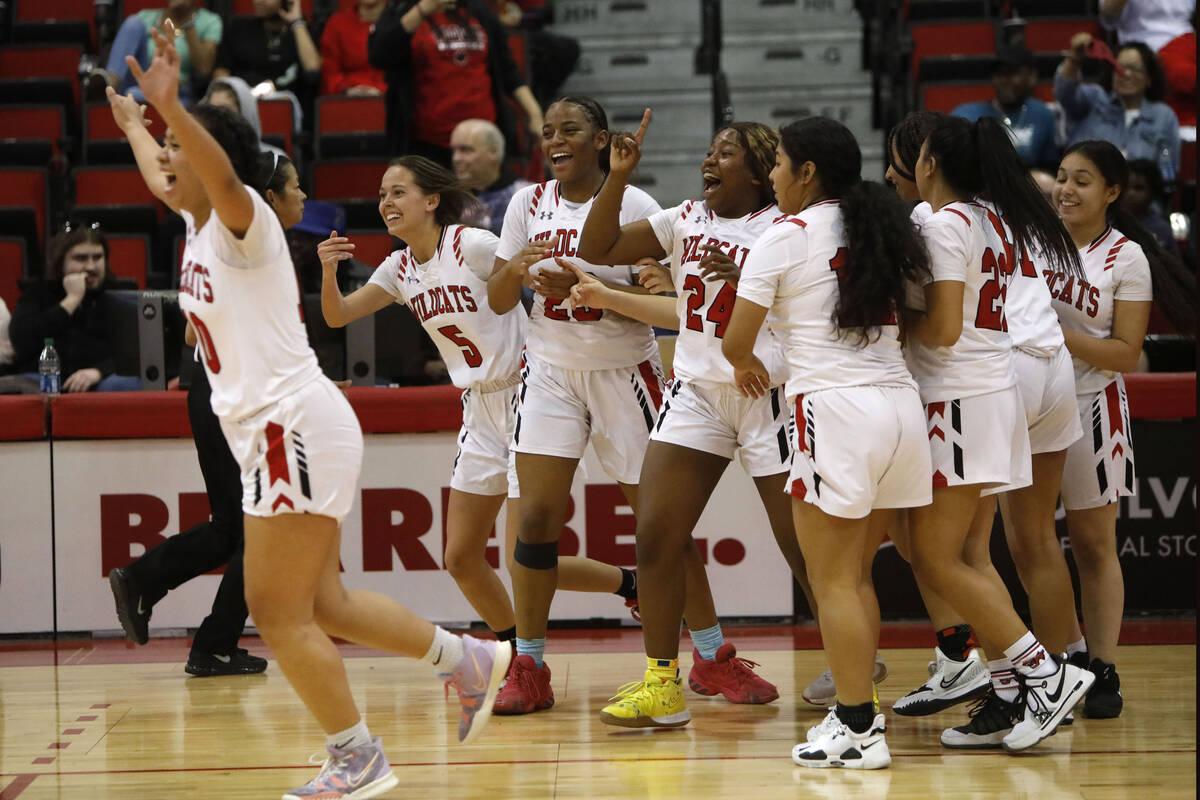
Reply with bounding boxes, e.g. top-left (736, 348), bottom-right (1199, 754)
top-left (951, 44), bottom-right (1061, 170)
top-left (103, 0), bottom-right (222, 105)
